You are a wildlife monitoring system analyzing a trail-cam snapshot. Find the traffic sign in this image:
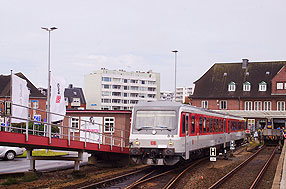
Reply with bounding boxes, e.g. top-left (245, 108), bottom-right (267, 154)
top-left (33, 115), bottom-right (41, 125)
top-left (210, 147), bottom-right (216, 157)
top-left (210, 157), bottom-right (216, 162)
